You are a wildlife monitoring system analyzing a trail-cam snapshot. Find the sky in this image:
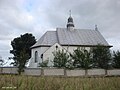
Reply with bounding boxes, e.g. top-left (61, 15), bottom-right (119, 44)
top-left (0, 0), bottom-right (120, 65)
